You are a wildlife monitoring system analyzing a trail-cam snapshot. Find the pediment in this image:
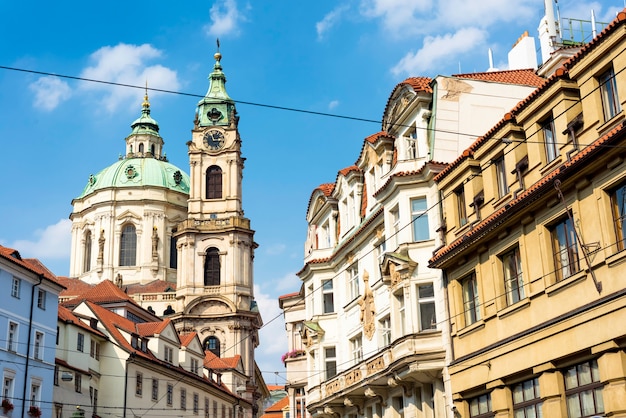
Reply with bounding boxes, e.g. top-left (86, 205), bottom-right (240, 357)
top-left (188, 299), bottom-right (233, 316)
top-left (116, 209), bottom-right (141, 223)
